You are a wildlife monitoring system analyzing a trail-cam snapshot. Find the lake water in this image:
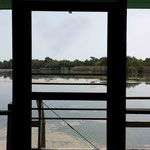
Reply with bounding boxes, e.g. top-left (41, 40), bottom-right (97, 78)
top-left (0, 75), bottom-right (150, 149)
